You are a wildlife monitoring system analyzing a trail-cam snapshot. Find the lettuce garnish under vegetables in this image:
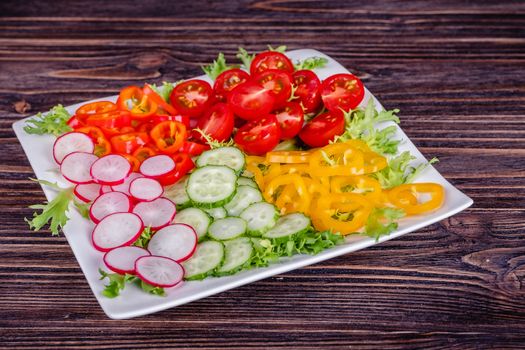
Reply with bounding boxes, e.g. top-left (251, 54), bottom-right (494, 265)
top-left (364, 208), bottom-right (405, 242)
top-left (294, 56), bottom-right (328, 71)
top-left (148, 82), bottom-right (177, 103)
top-left (202, 53), bottom-right (233, 80)
top-left (99, 269), bottom-right (165, 298)
top-left (236, 47), bottom-right (255, 70)
top-left (23, 104), bottom-right (72, 136)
